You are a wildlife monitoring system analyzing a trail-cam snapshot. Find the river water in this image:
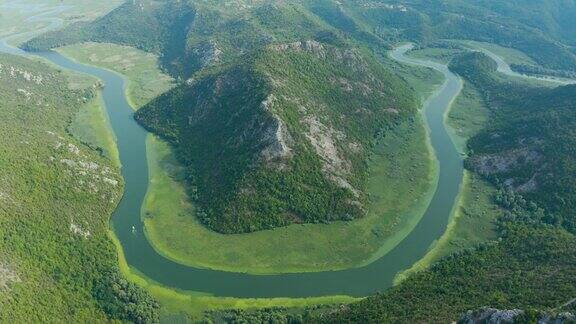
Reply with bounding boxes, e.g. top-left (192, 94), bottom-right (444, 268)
top-left (0, 5), bottom-right (465, 298)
